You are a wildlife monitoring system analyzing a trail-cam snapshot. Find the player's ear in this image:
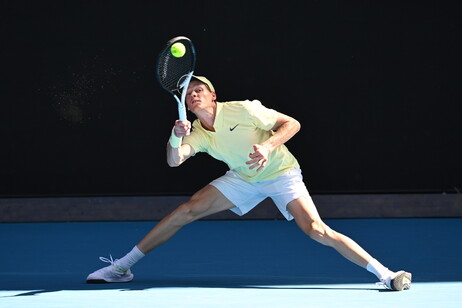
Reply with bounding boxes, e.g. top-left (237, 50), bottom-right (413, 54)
top-left (211, 92), bottom-right (217, 101)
